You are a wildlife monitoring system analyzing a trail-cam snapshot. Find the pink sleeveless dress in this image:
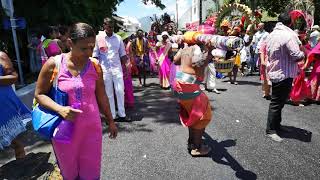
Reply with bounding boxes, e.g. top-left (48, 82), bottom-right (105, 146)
top-left (52, 54), bottom-right (102, 180)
